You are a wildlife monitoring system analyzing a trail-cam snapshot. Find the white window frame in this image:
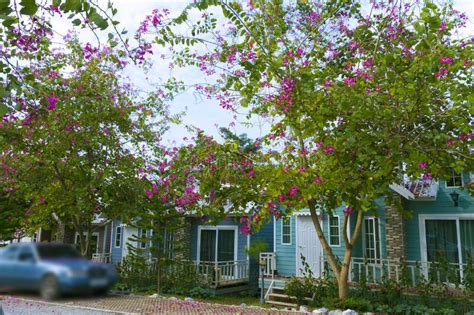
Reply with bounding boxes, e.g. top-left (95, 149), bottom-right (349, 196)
top-left (445, 170), bottom-right (463, 188)
top-left (419, 214), bottom-right (474, 279)
top-left (74, 232), bottom-right (100, 254)
top-left (362, 217), bottom-right (382, 263)
top-left (32, 232), bottom-right (38, 243)
top-left (281, 217), bottom-right (292, 245)
top-left (196, 225), bottom-right (238, 263)
top-left (138, 228), bottom-right (147, 249)
top-left (328, 215), bottom-right (341, 247)
top-left (114, 226), bottom-right (122, 248)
